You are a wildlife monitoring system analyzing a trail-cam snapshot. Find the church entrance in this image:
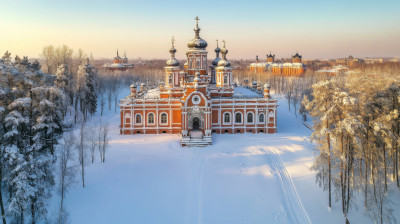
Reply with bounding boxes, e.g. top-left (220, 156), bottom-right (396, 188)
top-left (193, 117), bottom-right (200, 130)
